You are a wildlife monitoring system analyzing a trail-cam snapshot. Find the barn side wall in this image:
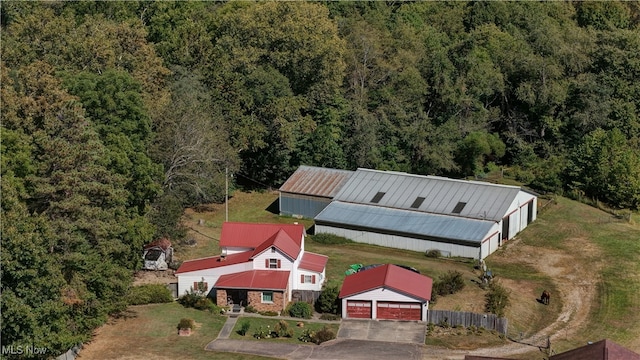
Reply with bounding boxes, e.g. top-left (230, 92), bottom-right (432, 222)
top-left (279, 193), bottom-right (332, 219)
